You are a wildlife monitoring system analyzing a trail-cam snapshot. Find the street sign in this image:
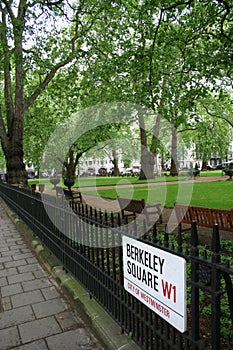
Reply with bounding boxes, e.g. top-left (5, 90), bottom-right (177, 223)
top-left (123, 236), bottom-right (187, 332)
